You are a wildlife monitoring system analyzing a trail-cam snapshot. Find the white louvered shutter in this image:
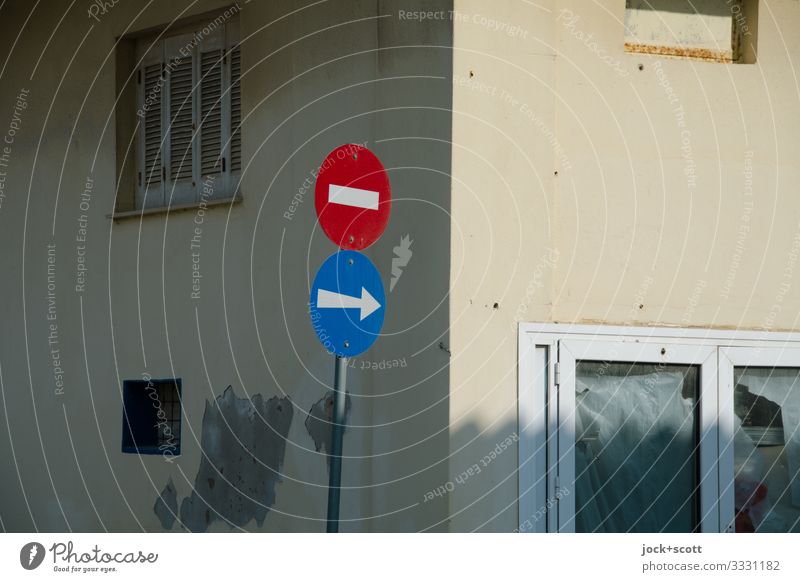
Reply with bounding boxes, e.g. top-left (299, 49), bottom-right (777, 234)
top-left (164, 33), bottom-right (197, 205)
top-left (227, 21), bottom-right (242, 182)
top-left (136, 41), bottom-right (165, 209)
top-left (197, 27), bottom-right (225, 193)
